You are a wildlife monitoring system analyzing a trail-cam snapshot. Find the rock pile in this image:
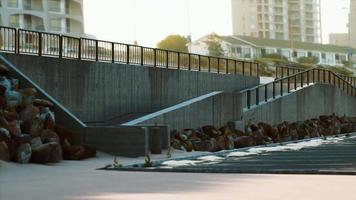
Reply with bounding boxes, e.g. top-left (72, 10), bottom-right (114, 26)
top-left (171, 114), bottom-right (356, 152)
top-left (0, 64), bottom-right (96, 164)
